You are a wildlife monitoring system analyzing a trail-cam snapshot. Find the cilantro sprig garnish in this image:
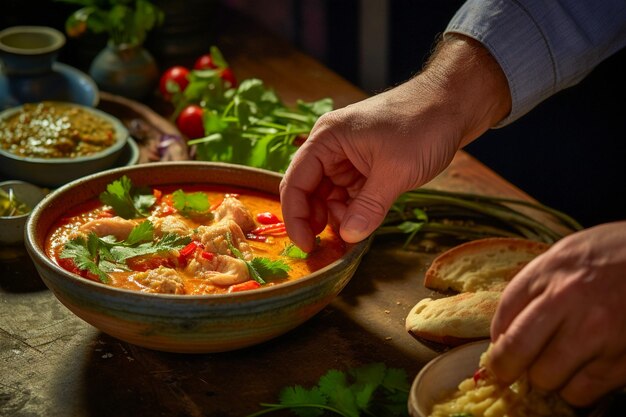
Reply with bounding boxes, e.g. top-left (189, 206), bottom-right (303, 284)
top-left (247, 363), bottom-right (410, 417)
top-left (60, 221), bottom-right (191, 283)
top-left (99, 175), bottom-right (156, 219)
top-left (172, 189), bottom-right (211, 216)
top-left (225, 232), bottom-right (290, 285)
